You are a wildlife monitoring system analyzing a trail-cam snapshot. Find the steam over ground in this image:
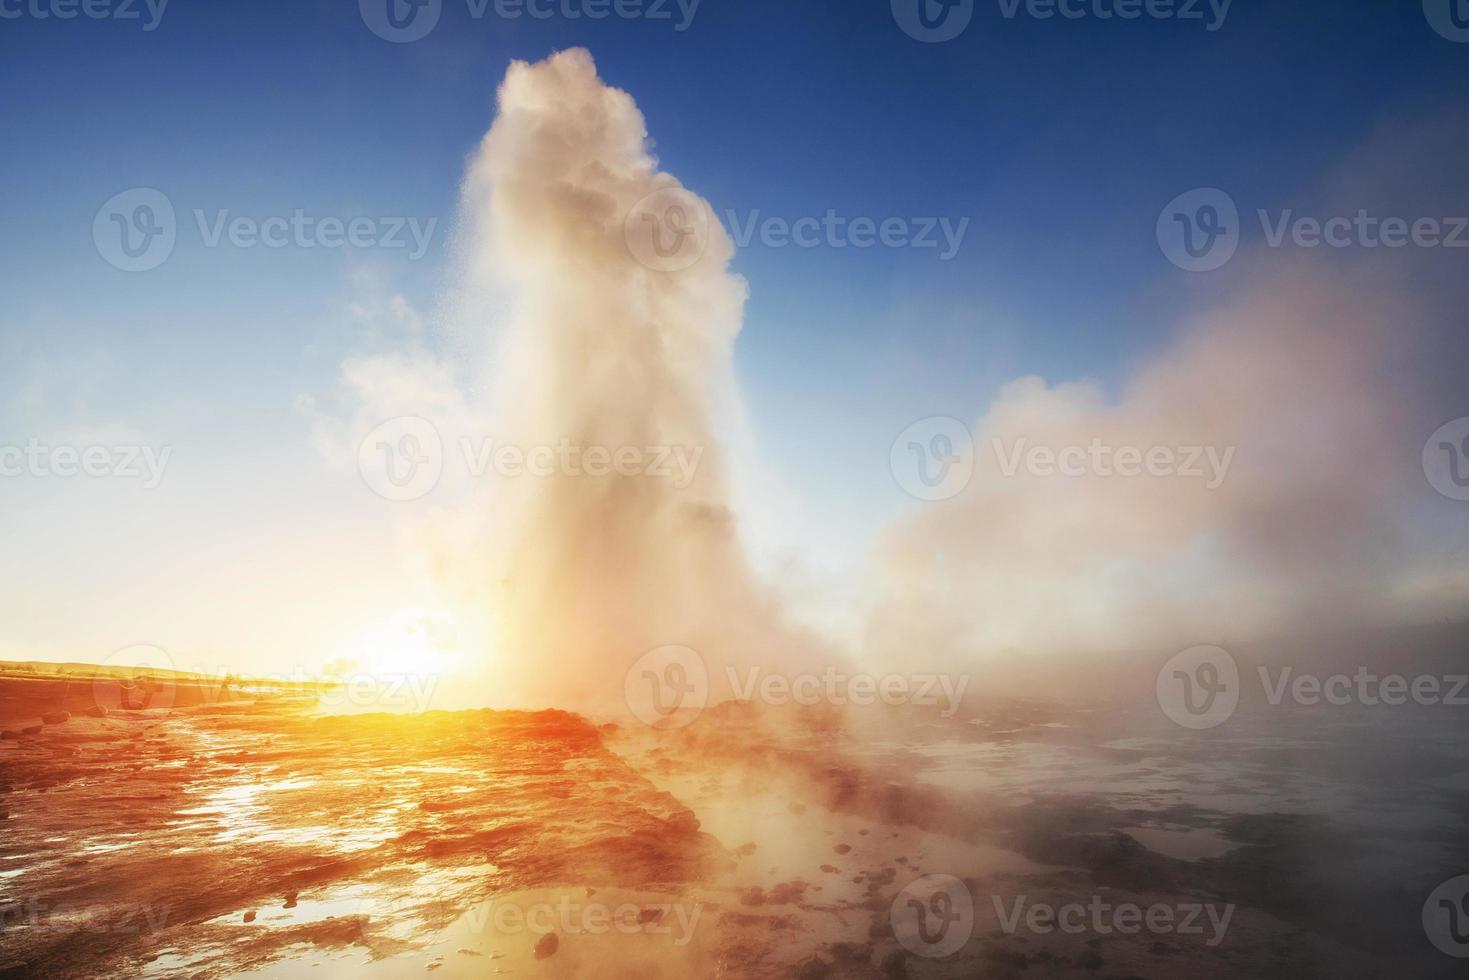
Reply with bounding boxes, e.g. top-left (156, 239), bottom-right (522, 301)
top-left (443, 49), bottom-right (820, 711)
top-left (312, 51), bottom-right (1469, 710)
